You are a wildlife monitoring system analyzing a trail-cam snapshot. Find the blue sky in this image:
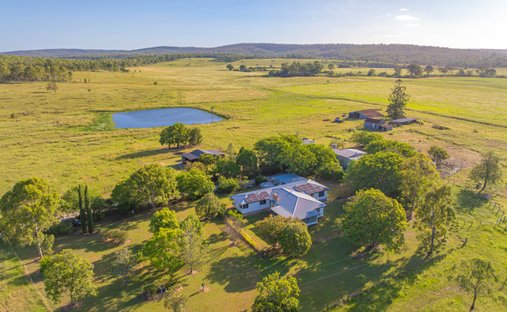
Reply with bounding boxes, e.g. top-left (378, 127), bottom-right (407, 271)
top-left (1, 0), bottom-right (506, 51)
